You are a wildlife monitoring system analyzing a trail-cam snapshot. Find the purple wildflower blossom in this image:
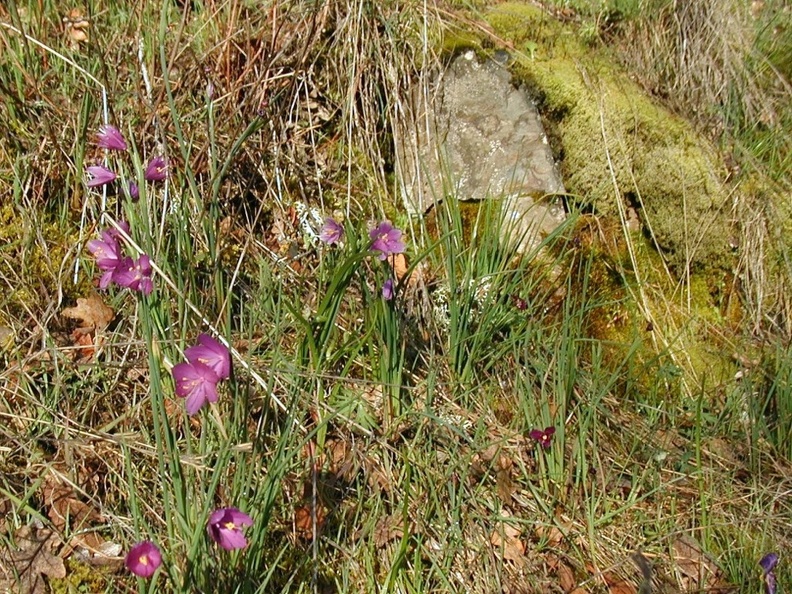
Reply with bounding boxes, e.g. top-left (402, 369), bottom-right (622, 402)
top-left (185, 334), bottom-right (231, 381)
top-left (369, 221), bottom-right (405, 261)
top-left (87, 231), bottom-right (122, 289)
top-left (208, 508), bottom-right (253, 551)
top-left (86, 164), bottom-right (117, 188)
top-left (128, 182), bottom-right (140, 202)
top-left (96, 125), bottom-right (128, 151)
top-left (319, 218), bottom-right (344, 245)
top-left (382, 278), bottom-right (394, 301)
top-left (106, 220), bottom-right (131, 241)
top-left (512, 295), bottom-right (528, 311)
top-left (144, 156), bottom-right (168, 182)
top-left (760, 553), bottom-right (779, 594)
top-left (172, 361), bottom-right (220, 415)
top-left (112, 255), bottom-right (153, 295)
top-left (529, 426), bottom-right (556, 449)
top-left (125, 541), bottom-right (161, 578)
